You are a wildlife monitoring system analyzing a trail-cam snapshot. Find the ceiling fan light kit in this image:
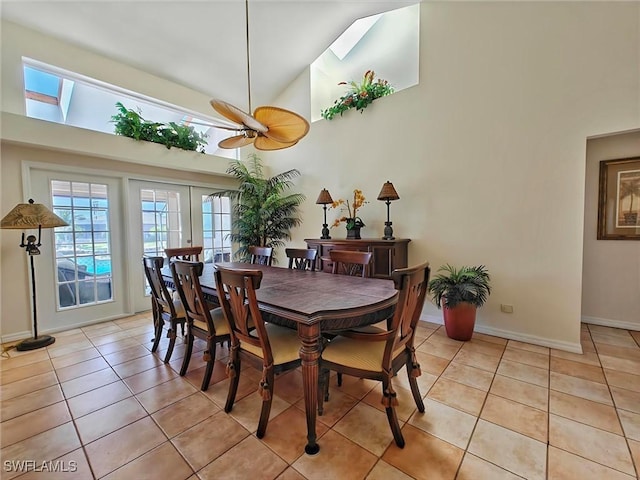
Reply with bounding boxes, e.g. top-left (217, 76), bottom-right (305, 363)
top-left (211, 1), bottom-right (309, 151)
